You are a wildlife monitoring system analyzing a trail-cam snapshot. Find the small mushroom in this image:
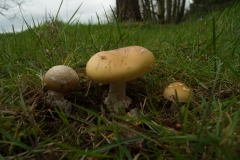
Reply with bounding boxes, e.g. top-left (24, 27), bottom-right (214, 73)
top-left (86, 46), bottom-right (155, 112)
top-left (162, 82), bottom-right (193, 112)
top-left (43, 65), bottom-right (79, 114)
